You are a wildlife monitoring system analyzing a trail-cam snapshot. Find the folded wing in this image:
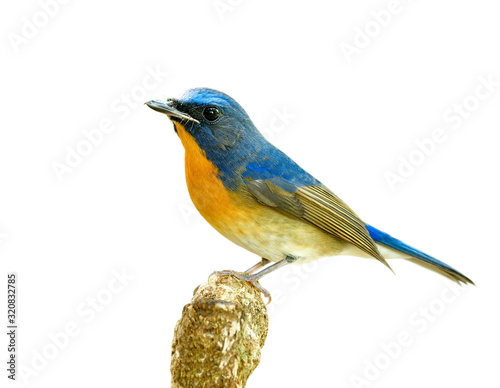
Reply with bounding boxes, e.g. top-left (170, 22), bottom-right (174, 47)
top-left (244, 177), bottom-right (391, 269)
